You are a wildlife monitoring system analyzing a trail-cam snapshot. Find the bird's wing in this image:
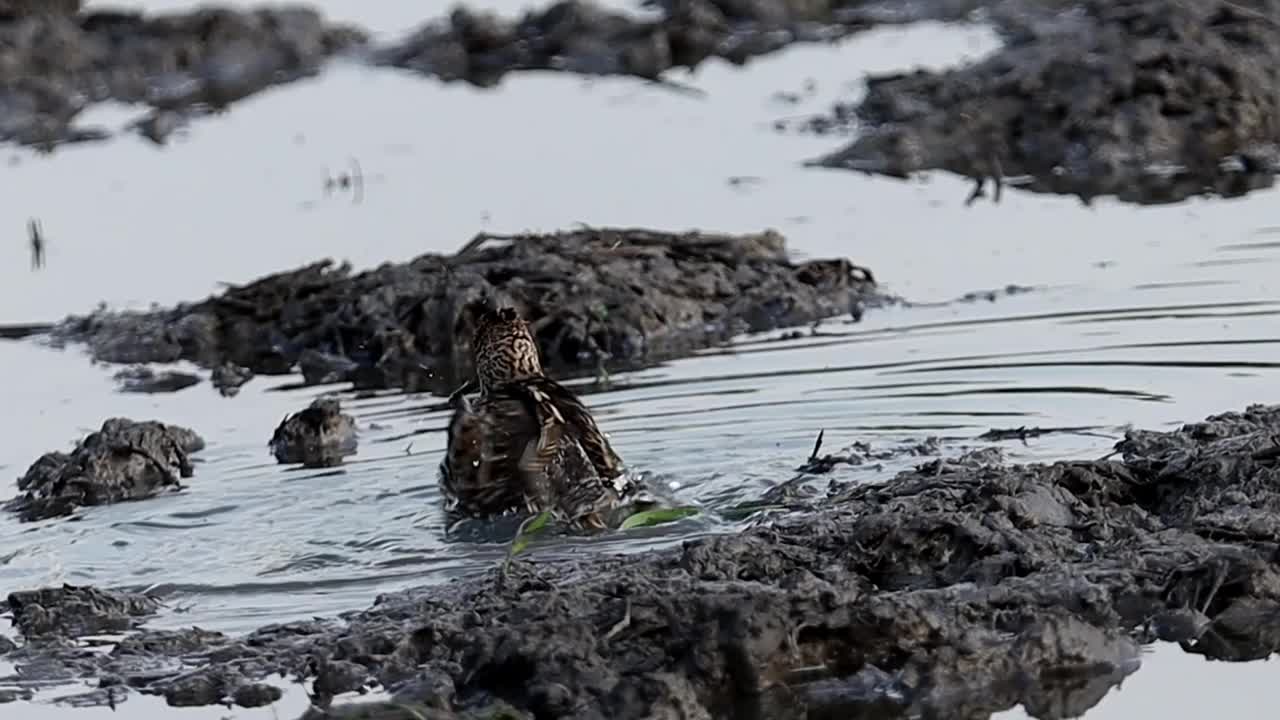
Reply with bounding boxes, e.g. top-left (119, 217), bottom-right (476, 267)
top-left (533, 378), bottom-right (626, 480)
